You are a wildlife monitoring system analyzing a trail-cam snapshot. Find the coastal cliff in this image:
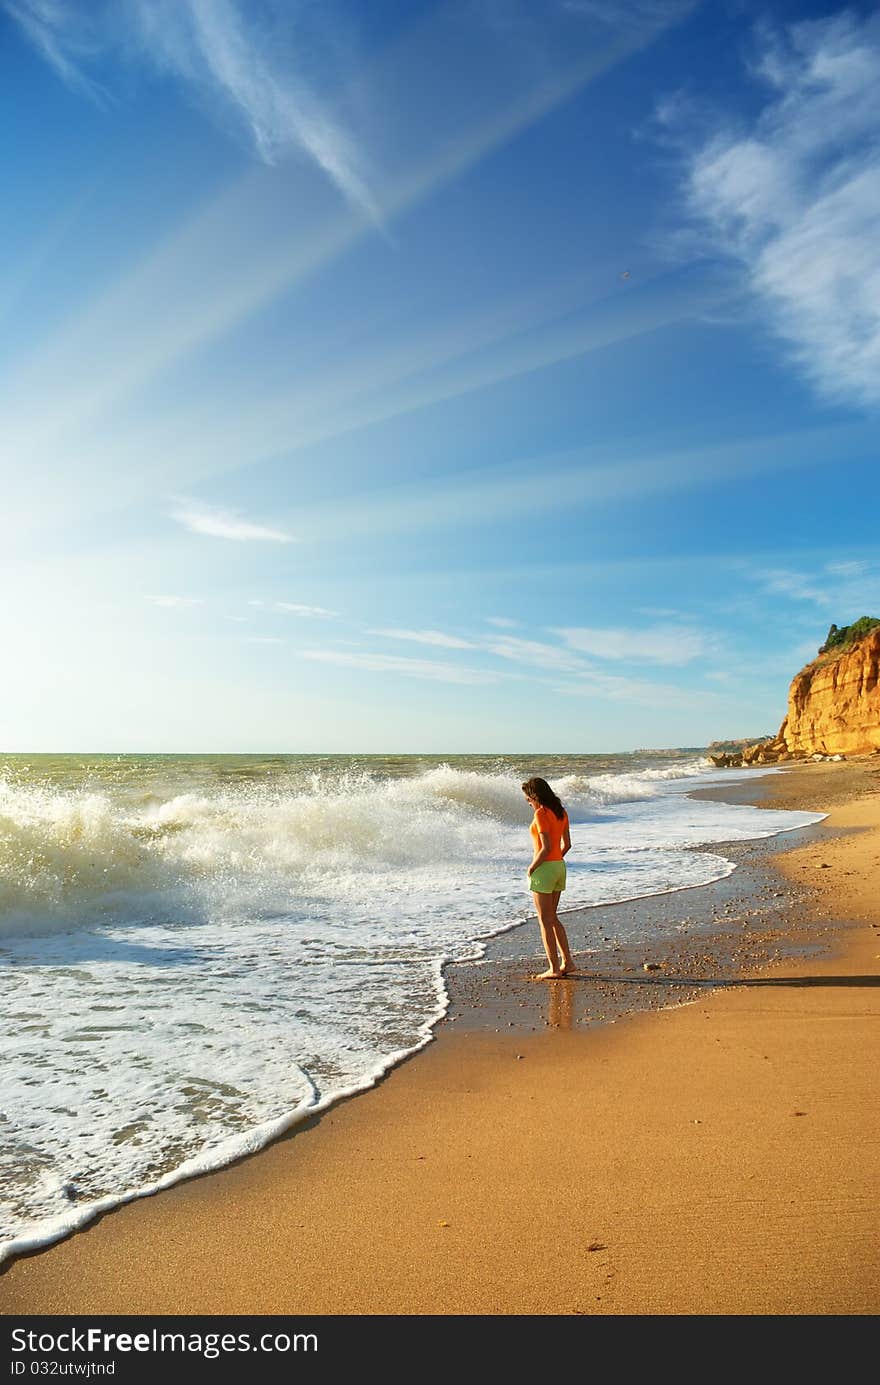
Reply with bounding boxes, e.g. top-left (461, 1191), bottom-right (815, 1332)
top-left (711, 618), bottom-right (880, 765)
top-left (782, 620), bottom-right (880, 757)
